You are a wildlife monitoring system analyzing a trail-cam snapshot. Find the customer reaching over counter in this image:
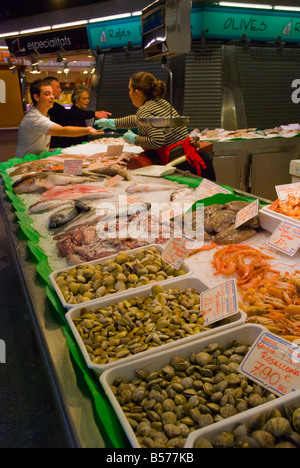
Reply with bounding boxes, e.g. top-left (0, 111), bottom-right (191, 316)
top-left (45, 77), bottom-right (111, 149)
top-left (95, 71), bottom-right (215, 180)
top-left (15, 79), bottom-right (103, 158)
